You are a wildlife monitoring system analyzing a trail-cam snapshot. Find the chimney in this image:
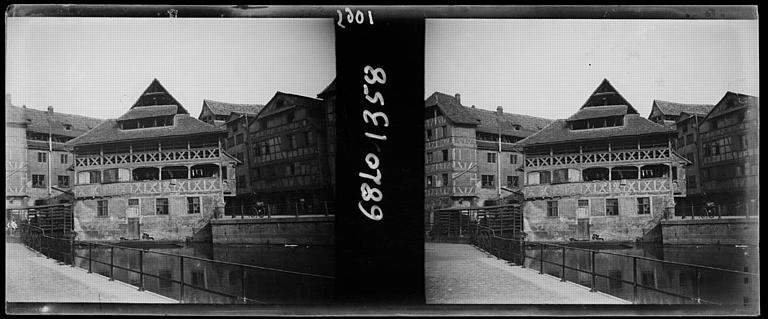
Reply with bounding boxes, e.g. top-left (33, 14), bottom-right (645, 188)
top-left (47, 106), bottom-right (54, 114)
top-left (454, 93), bottom-right (461, 104)
top-left (471, 105), bottom-right (476, 108)
top-left (497, 106), bottom-right (504, 114)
